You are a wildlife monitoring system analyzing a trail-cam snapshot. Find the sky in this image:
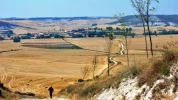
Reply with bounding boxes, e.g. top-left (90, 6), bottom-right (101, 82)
top-left (0, 0), bottom-right (177, 18)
